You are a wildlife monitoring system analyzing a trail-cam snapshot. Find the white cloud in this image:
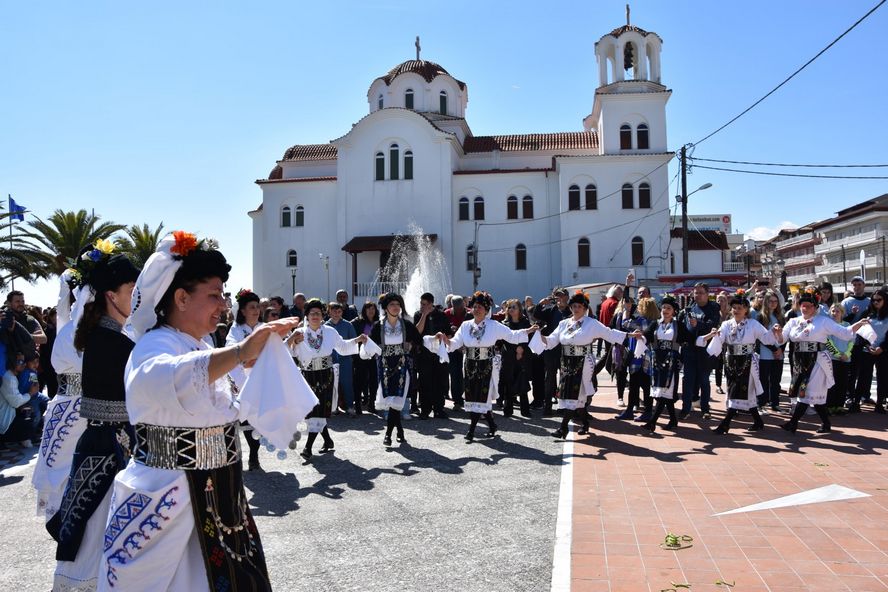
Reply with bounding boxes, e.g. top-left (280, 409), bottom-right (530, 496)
top-left (744, 221), bottom-right (798, 241)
